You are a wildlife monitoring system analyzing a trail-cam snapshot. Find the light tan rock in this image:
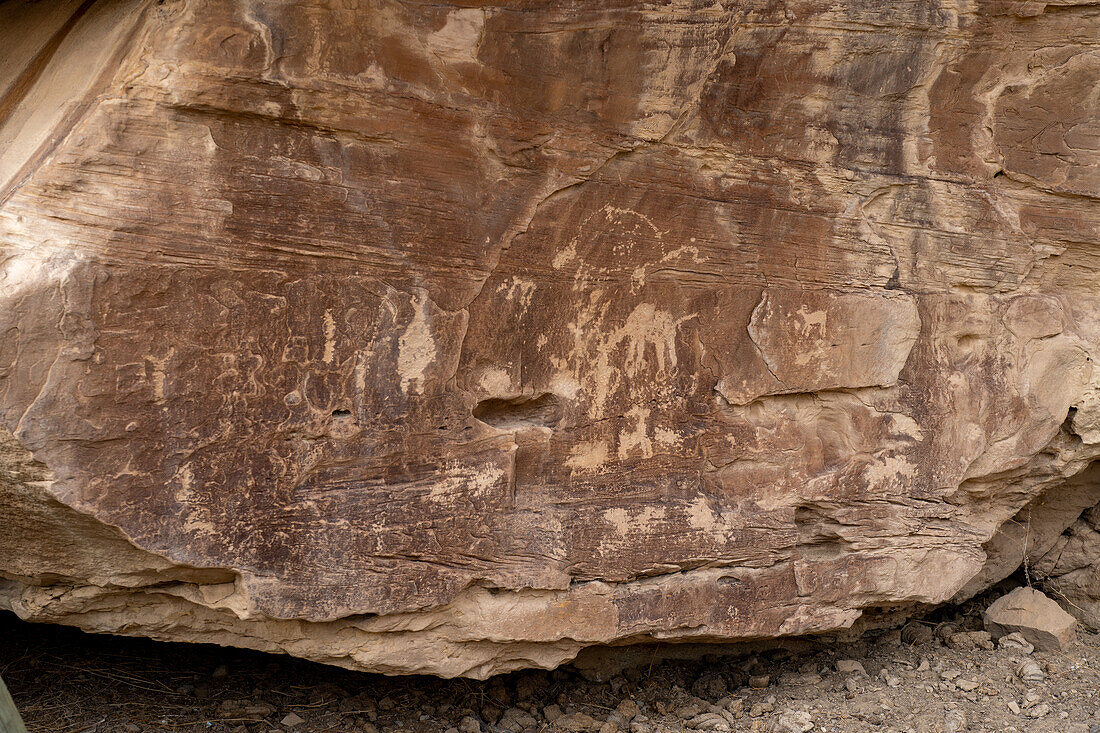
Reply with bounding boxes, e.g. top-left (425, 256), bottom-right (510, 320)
top-left (281, 712), bottom-right (305, 728)
top-left (616, 700), bottom-right (639, 722)
top-left (835, 660), bottom-right (866, 677)
top-left (984, 587), bottom-right (1077, 651)
top-left (998, 632), bottom-right (1034, 654)
top-left (0, 0), bottom-right (1099, 678)
top-left (554, 713), bottom-right (603, 732)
